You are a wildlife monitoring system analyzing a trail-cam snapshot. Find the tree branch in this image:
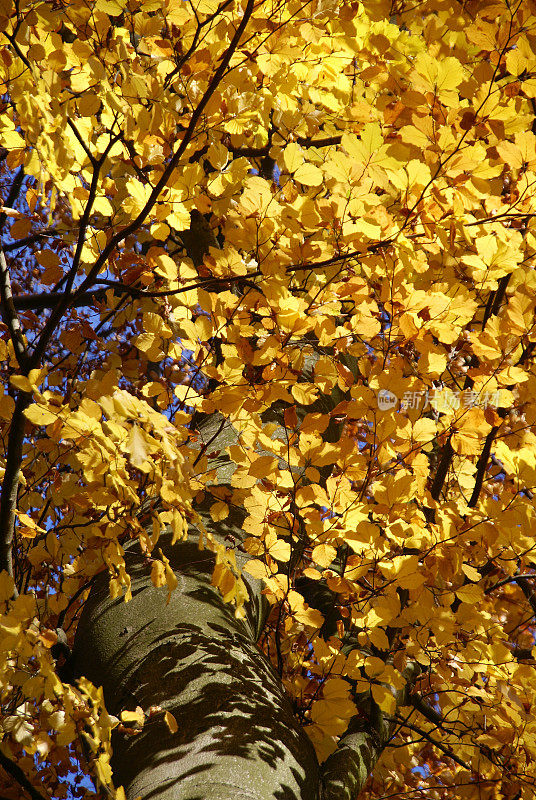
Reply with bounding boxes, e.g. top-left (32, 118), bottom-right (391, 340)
top-left (430, 435), bottom-right (454, 502)
top-left (468, 425), bottom-right (499, 508)
top-left (2, 228), bottom-right (58, 252)
top-left (0, 167), bottom-right (25, 219)
top-left (321, 663), bottom-right (421, 800)
top-left (12, 289), bottom-right (108, 311)
top-left (515, 576), bottom-right (536, 617)
top-left (78, 0), bottom-right (255, 280)
top-left (0, 169), bottom-right (32, 370)
top-left (65, 131), bottom-right (121, 299)
top-left (24, 129), bottom-right (118, 371)
top-left (408, 693), bottom-right (445, 725)
top-left (0, 747), bottom-right (49, 800)
top-left (67, 118), bottom-right (97, 167)
top-left (4, 31), bottom-right (32, 73)
top-left (428, 271), bottom-right (508, 516)
top-left (11, 268), bottom-right (260, 311)
top-left (228, 133), bottom-right (342, 158)
top-left (0, 392), bottom-right (30, 591)
top-left (482, 274), bottom-right (511, 329)
top-left (0, 249), bottom-right (29, 371)
top-left (284, 239), bottom-right (391, 274)
top-left (0, 168), bottom-right (33, 594)
top-left (485, 573), bottom-right (536, 595)
top-left (28, 0), bottom-right (257, 373)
